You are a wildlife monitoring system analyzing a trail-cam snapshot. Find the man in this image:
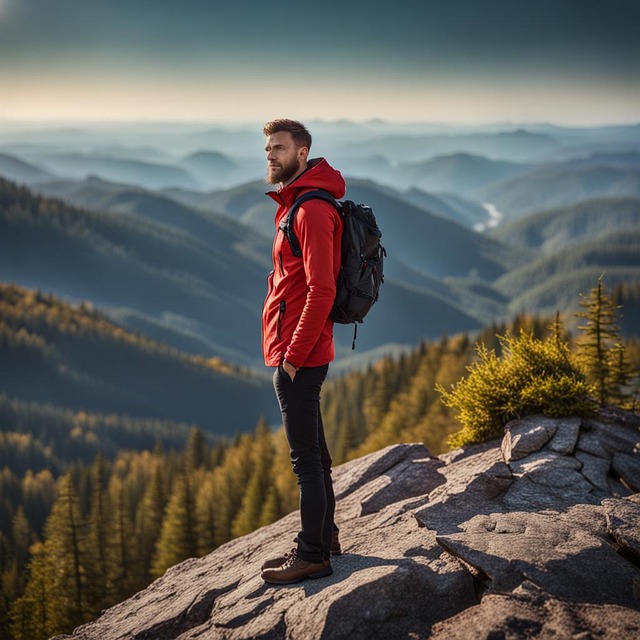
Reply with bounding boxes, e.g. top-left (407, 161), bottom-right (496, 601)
top-left (260, 119), bottom-right (344, 585)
